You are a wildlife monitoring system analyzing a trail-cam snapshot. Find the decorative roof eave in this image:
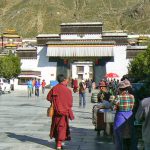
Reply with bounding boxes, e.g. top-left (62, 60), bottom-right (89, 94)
top-left (3, 35), bottom-right (20, 38)
top-left (47, 46), bottom-right (114, 57)
top-left (127, 45), bottom-right (148, 50)
top-left (46, 40), bottom-right (115, 45)
top-left (102, 33), bottom-right (128, 37)
top-left (18, 70), bottom-right (41, 78)
top-left (60, 22), bottom-right (103, 26)
top-left (126, 51), bottom-right (144, 59)
top-left (36, 34), bottom-right (60, 38)
top-left (16, 47), bottom-right (37, 51)
top-left (20, 70), bottom-right (41, 75)
top-left (5, 44), bottom-right (17, 47)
